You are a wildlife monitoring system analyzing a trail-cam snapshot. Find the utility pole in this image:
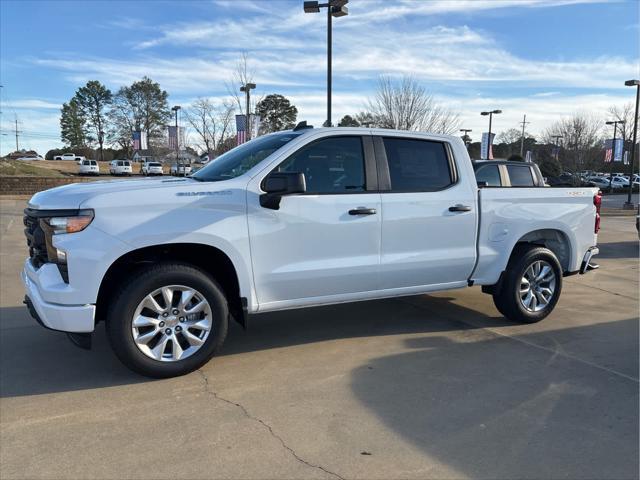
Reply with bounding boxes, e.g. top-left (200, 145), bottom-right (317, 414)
top-left (14, 115), bottom-right (19, 152)
top-left (171, 105), bottom-right (181, 175)
top-left (460, 128), bottom-right (472, 150)
top-left (519, 114), bottom-right (530, 157)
